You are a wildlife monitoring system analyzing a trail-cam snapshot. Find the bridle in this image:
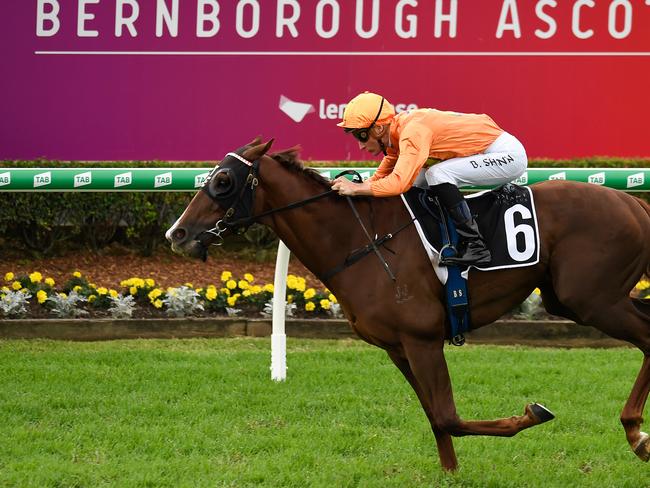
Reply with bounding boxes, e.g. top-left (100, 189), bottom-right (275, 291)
top-left (195, 148), bottom-right (414, 282)
top-left (196, 150), bottom-right (337, 247)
